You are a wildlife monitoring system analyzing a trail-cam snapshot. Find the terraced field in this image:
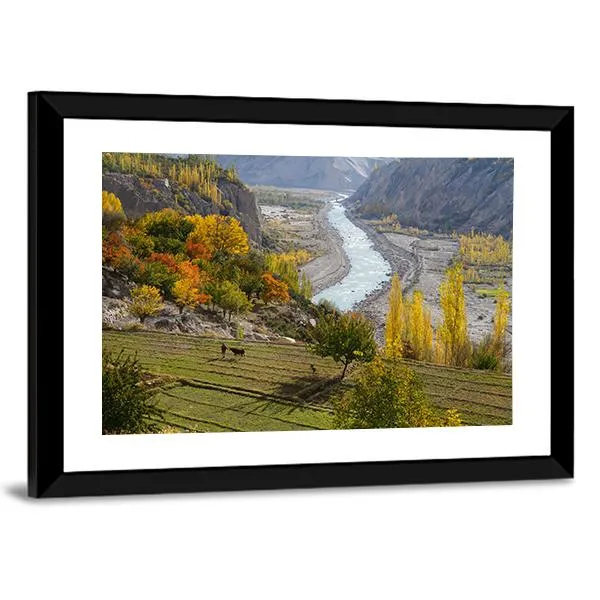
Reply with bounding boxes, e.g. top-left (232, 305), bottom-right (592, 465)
top-left (103, 331), bottom-right (512, 433)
